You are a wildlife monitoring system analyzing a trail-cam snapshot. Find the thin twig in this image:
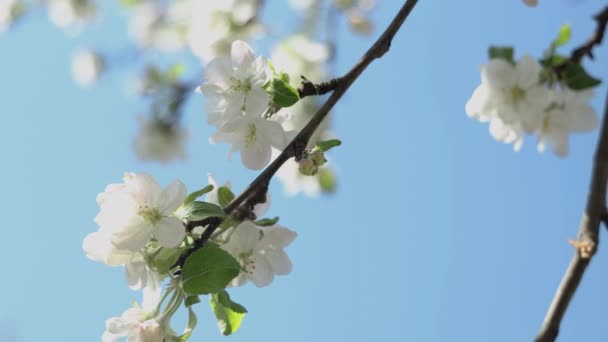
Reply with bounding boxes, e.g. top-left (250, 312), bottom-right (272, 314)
top-left (175, 0), bottom-right (419, 269)
top-left (535, 90), bottom-right (608, 342)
